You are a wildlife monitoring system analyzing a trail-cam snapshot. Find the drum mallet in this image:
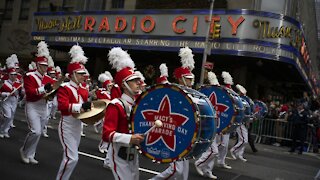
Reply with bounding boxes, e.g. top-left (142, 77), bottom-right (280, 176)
top-left (144, 120), bottom-right (163, 136)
